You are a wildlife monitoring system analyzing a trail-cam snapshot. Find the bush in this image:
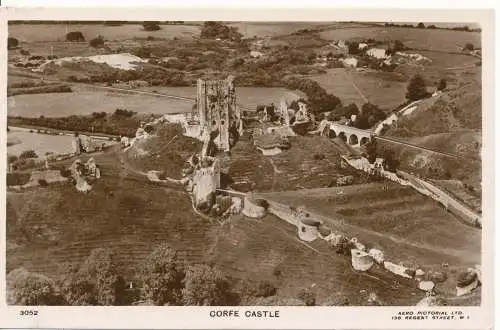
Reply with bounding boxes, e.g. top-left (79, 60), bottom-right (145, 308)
top-left (7, 268), bottom-right (60, 305)
top-left (8, 155), bottom-right (18, 164)
top-left (89, 36), bottom-right (105, 48)
top-left (38, 179), bottom-right (49, 187)
top-left (8, 37), bottom-right (19, 49)
top-left (143, 21), bottom-right (161, 31)
top-left (113, 108), bottom-right (136, 118)
top-left (6, 172), bottom-right (31, 186)
top-left (417, 22), bottom-right (426, 29)
top-left (254, 280), bottom-right (277, 298)
top-left (437, 78), bottom-right (447, 91)
top-left (92, 112), bottom-right (107, 119)
top-left (20, 49), bottom-right (30, 56)
top-left (297, 288), bottom-right (316, 306)
top-left (104, 21), bottom-right (124, 26)
top-left (59, 168), bottom-right (72, 178)
top-left (313, 153), bottom-right (325, 160)
top-left (182, 264), bottom-right (237, 306)
top-left (347, 42), bottom-right (360, 55)
top-left (138, 244), bottom-right (183, 305)
top-left (464, 43), bottom-right (474, 51)
top-left (60, 248), bottom-right (125, 306)
top-left (19, 150), bottom-right (38, 160)
top-left (200, 21), bottom-right (242, 41)
top-left (66, 31), bottom-right (85, 42)
top-left (406, 74), bottom-right (430, 101)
